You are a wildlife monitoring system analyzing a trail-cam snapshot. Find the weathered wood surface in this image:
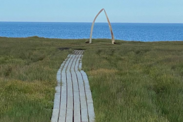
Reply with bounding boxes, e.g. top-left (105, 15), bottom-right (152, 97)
top-left (51, 50), bottom-right (95, 122)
